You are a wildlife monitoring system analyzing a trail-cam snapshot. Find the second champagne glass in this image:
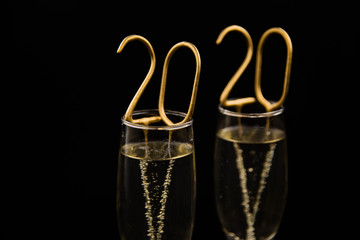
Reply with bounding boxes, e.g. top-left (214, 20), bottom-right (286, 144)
top-left (214, 104), bottom-right (288, 240)
top-left (213, 25), bottom-right (292, 240)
